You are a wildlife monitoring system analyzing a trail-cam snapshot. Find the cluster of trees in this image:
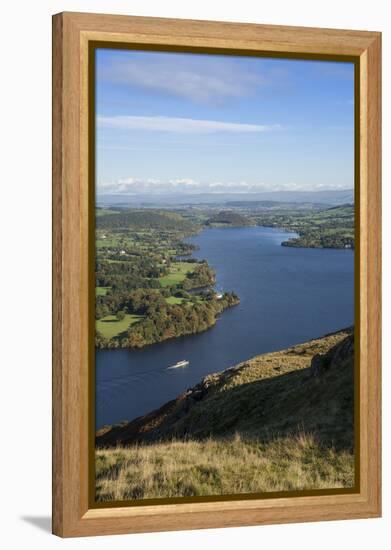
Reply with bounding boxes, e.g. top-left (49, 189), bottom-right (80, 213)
top-left (96, 292), bottom-right (239, 349)
top-left (182, 262), bottom-right (215, 289)
top-left (175, 242), bottom-right (197, 256)
top-left (95, 258), bottom-right (217, 320)
top-left (96, 257), bottom-right (167, 292)
top-left (97, 256), bottom-right (165, 281)
top-left (96, 209), bottom-right (196, 232)
top-left (281, 233), bottom-right (354, 249)
top-left (96, 288), bottom-right (164, 320)
top-left (206, 210), bottom-right (251, 227)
